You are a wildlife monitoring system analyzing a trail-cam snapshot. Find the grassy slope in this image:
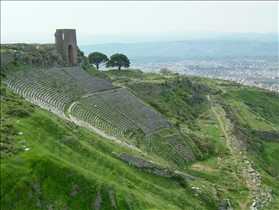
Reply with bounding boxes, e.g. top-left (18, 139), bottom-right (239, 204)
top-left (1, 64), bottom-right (279, 209)
top-left (1, 85), bottom-right (211, 210)
top-left (104, 68), bottom-right (279, 209)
